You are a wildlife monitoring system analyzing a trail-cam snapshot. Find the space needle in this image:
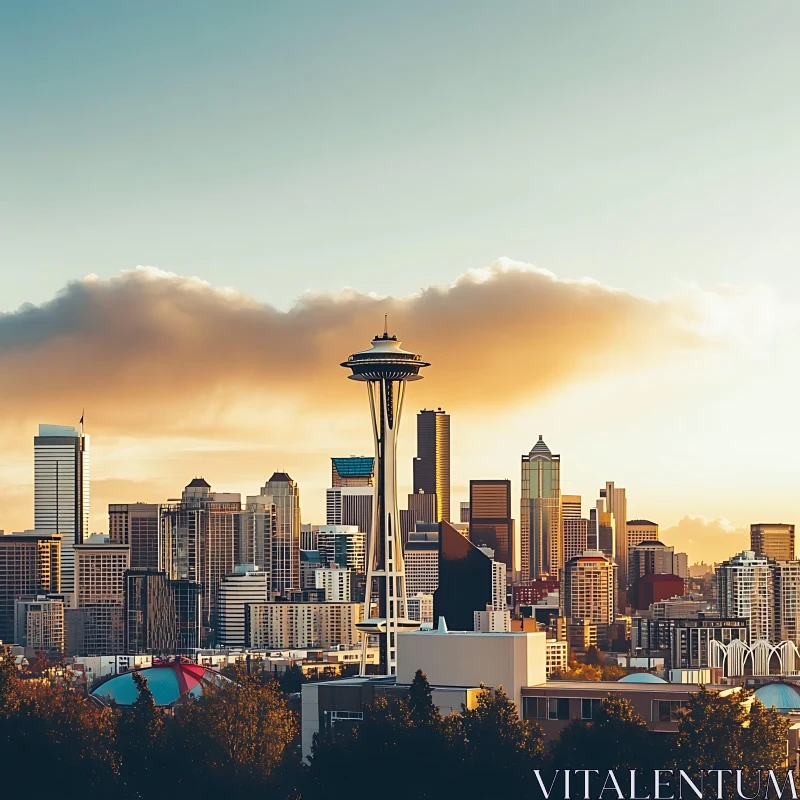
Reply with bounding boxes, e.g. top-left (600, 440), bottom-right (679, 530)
top-left (341, 320), bottom-right (430, 676)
